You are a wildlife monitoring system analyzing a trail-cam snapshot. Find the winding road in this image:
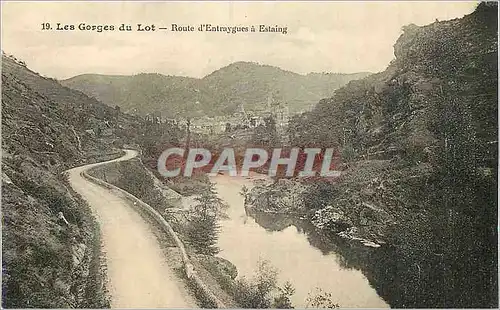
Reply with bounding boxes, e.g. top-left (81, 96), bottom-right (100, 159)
top-left (66, 150), bottom-right (196, 308)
